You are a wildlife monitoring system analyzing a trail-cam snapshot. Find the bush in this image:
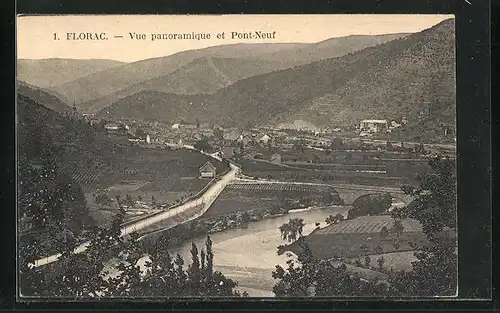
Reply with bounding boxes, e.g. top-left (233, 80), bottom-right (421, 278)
top-left (348, 193), bottom-right (393, 219)
top-left (379, 226), bottom-right (389, 239)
